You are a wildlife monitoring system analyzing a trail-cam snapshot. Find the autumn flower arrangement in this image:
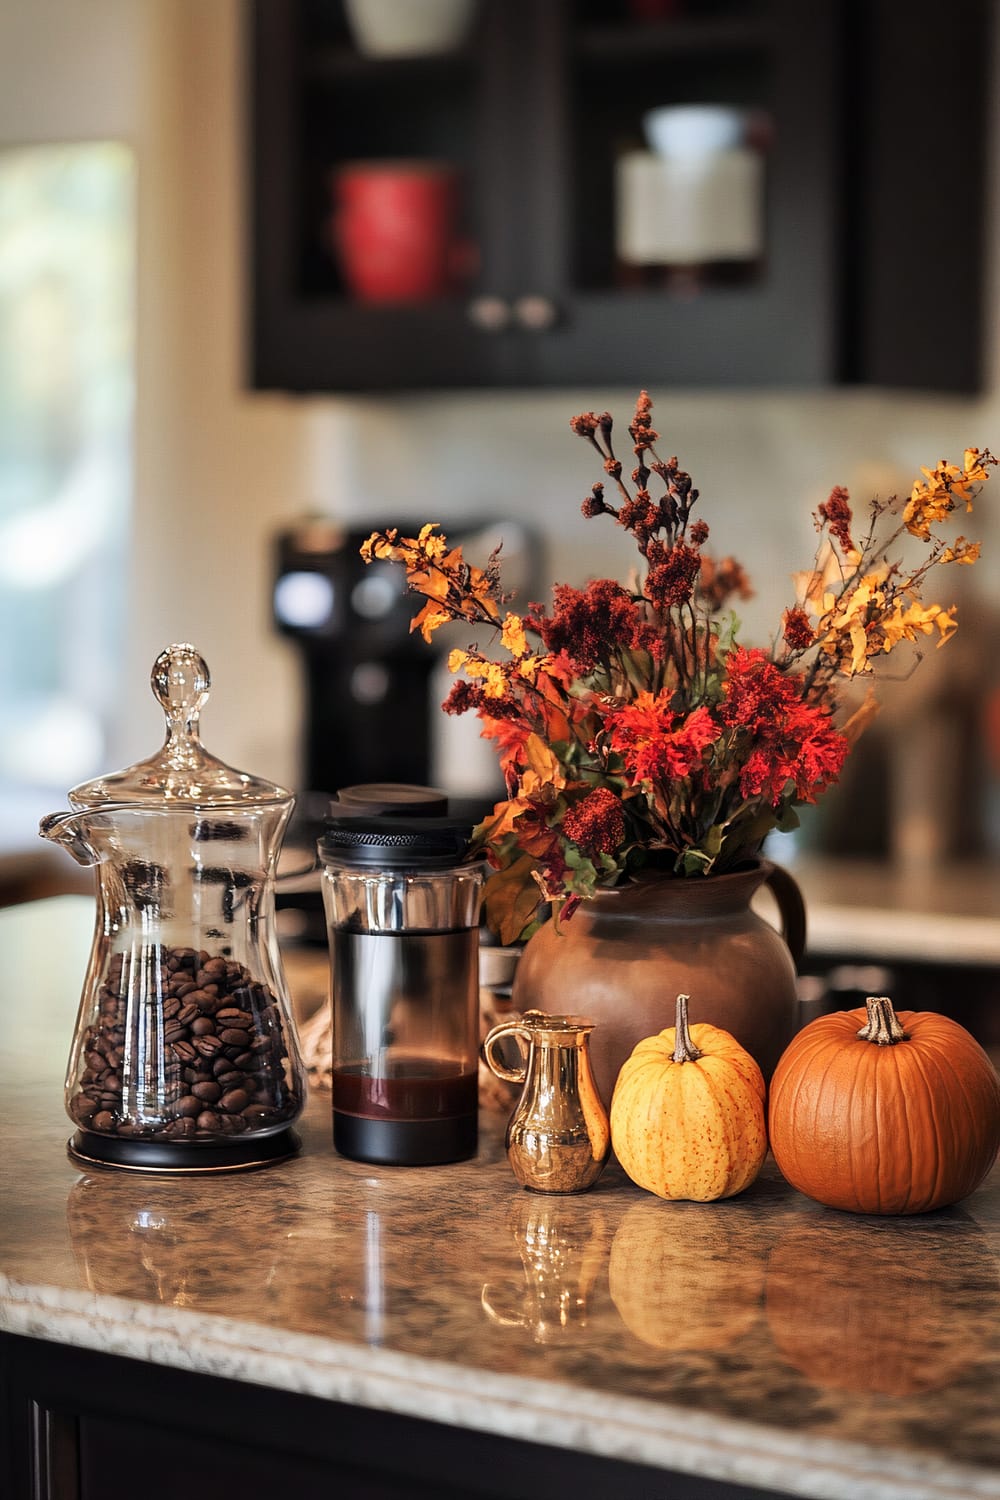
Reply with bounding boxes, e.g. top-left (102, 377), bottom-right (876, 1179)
top-left (363, 394), bottom-right (993, 943)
